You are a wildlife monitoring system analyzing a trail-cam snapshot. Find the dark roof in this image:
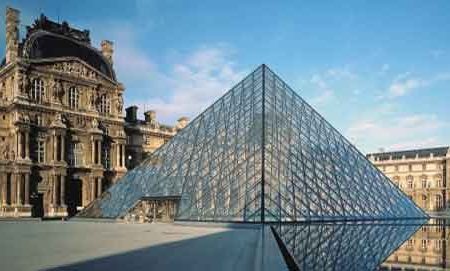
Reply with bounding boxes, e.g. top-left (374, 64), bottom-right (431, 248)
top-left (23, 31), bottom-right (115, 80)
top-left (367, 146), bottom-right (449, 161)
